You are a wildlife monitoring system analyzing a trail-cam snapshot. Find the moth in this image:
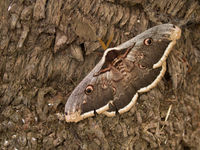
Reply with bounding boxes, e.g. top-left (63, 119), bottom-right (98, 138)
top-left (65, 24), bottom-right (181, 122)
